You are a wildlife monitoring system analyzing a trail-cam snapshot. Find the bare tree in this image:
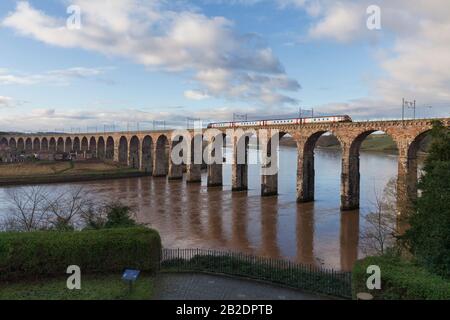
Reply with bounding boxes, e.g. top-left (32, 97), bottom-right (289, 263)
top-left (44, 186), bottom-right (91, 230)
top-left (2, 186), bottom-right (92, 231)
top-left (360, 178), bottom-right (399, 255)
top-left (3, 186), bottom-right (52, 231)
top-left (2, 185), bottom-right (139, 232)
